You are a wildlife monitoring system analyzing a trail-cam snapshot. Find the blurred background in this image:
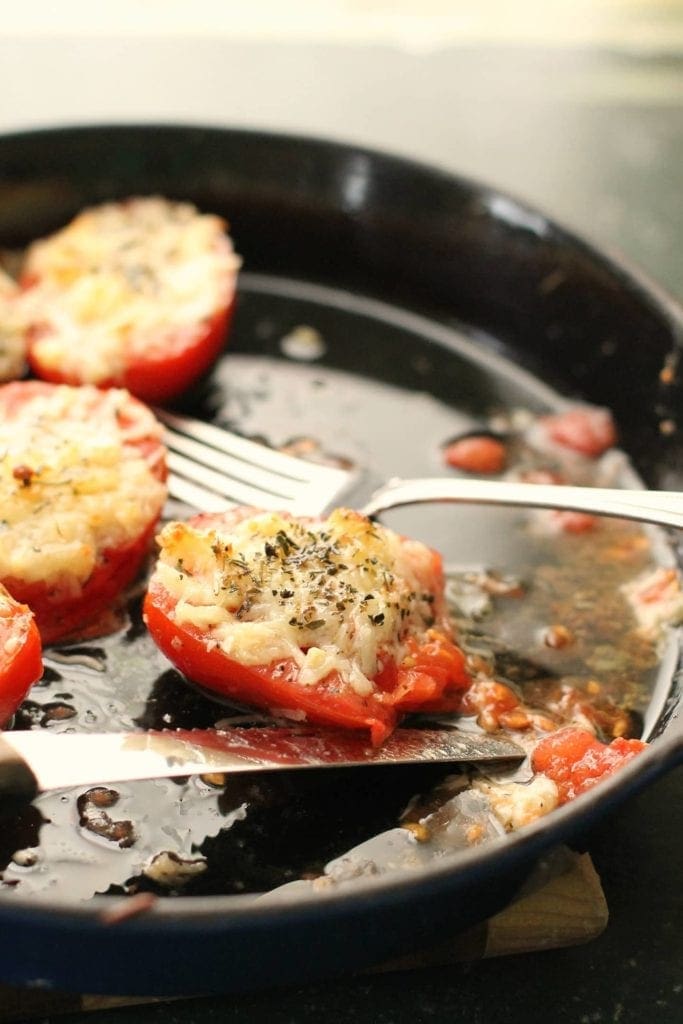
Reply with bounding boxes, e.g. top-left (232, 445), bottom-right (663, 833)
top-left (1, 0), bottom-right (681, 299)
